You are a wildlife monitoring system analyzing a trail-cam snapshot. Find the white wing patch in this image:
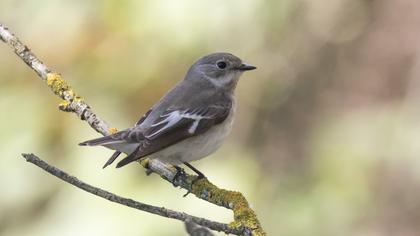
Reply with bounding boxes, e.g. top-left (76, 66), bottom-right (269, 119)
top-left (146, 109), bottom-right (211, 139)
top-left (183, 113), bottom-right (206, 134)
top-left (147, 110), bottom-right (183, 138)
